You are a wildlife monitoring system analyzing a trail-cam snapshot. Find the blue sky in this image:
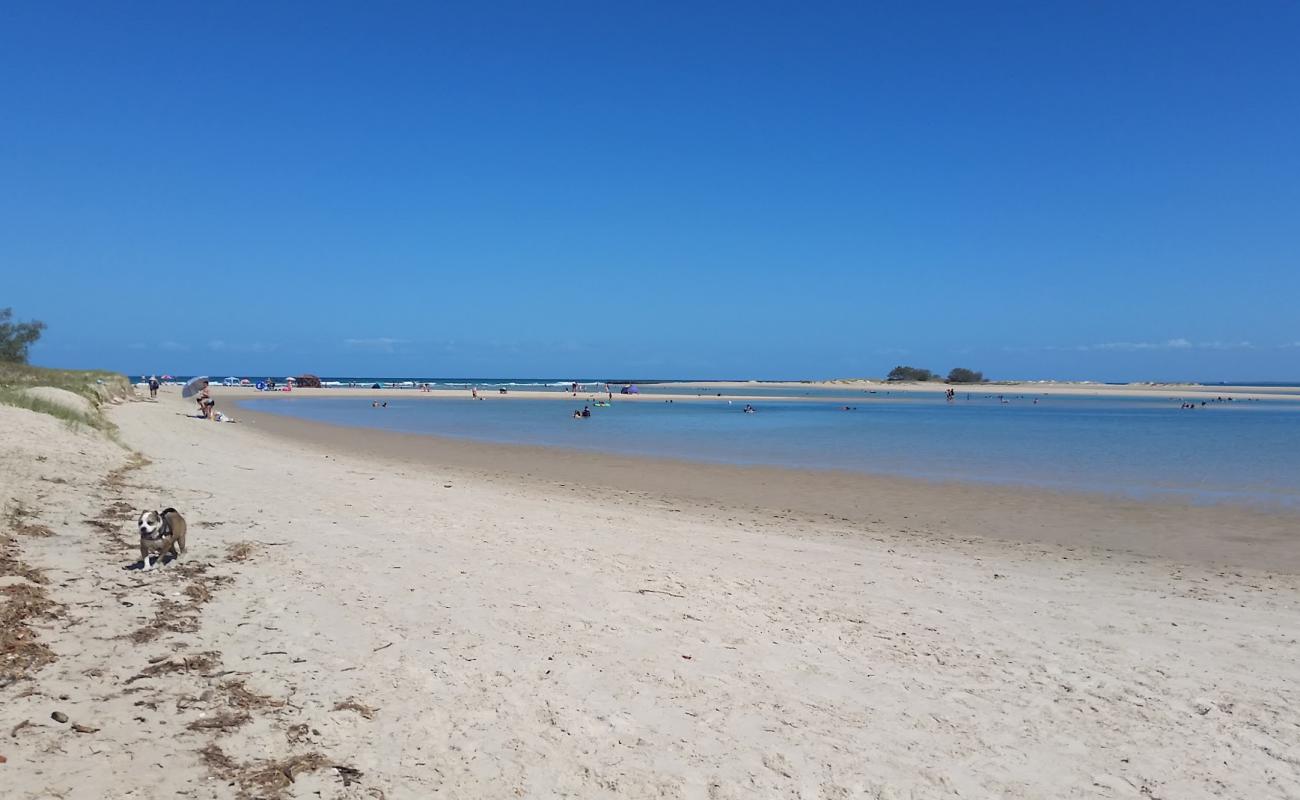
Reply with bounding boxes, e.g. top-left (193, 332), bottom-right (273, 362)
top-left (3, 2), bottom-right (1298, 381)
